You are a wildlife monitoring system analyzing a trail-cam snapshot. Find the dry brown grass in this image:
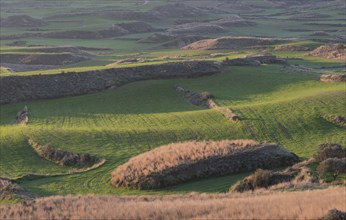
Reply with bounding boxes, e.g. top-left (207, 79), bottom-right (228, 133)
top-left (111, 140), bottom-right (299, 189)
top-left (1, 187), bottom-right (345, 219)
top-left (309, 44), bottom-right (346, 60)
